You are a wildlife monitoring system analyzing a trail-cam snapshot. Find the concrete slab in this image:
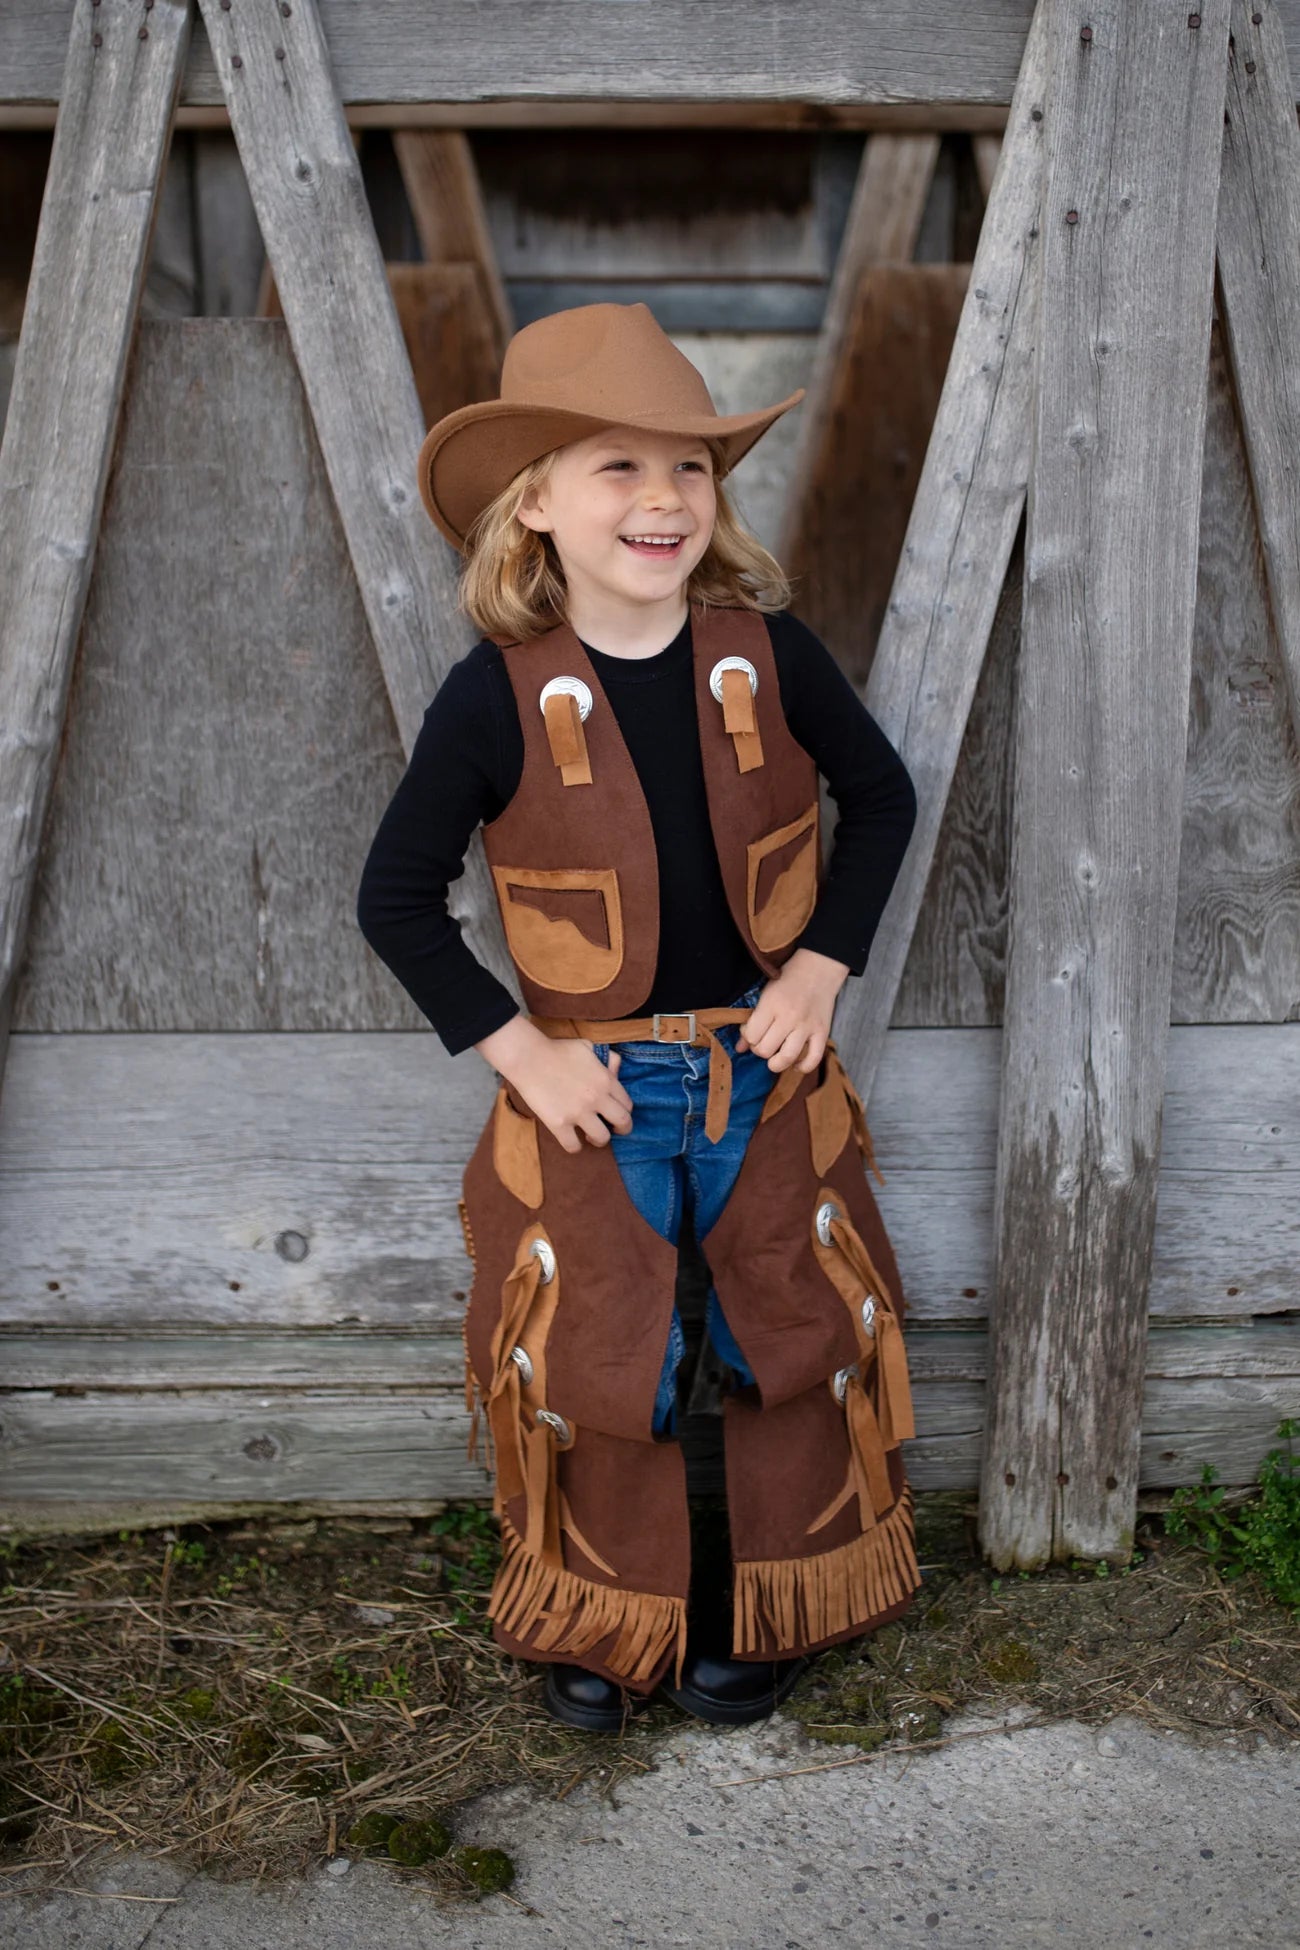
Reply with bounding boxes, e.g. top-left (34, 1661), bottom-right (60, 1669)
top-left (2, 1709), bottom-right (1298, 1949)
